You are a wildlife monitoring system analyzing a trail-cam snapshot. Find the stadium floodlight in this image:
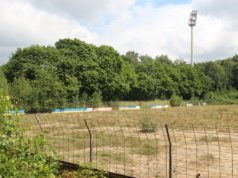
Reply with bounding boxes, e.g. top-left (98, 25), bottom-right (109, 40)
top-left (188, 10), bottom-right (198, 67)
